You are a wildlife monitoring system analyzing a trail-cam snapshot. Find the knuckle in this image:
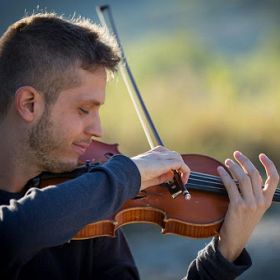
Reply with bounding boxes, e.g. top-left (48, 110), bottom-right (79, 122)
top-left (255, 195), bottom-right (265, 205)
top-left (268, 175), bottom-right (279, 186)
top-left (269, 167), bottom-right (279, 179)
top-left (248, 206), bottom-right (257, 213)
top-left (239, 174), bottom-right (250, 185)
top-left (173, 151), bottom-right (180, 158)
top-left (256, 200), bottom-right (266, 210)
top-left (232, 198), bottom-right (246, 210)
top-left (247, 167), bottom-right (259, 178)
top-left (224, 179), bottom-right (235, 190)
top-left (239, 199), bottom-right (257, 212)
top-left (184, 164), bottom-right (190, 173)
top-left (247, 198), bottom-right (267, 212)
top-left (229, 181), bottom-right (237, 189)
top-left (247, 201), bottom-right (257, 212)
